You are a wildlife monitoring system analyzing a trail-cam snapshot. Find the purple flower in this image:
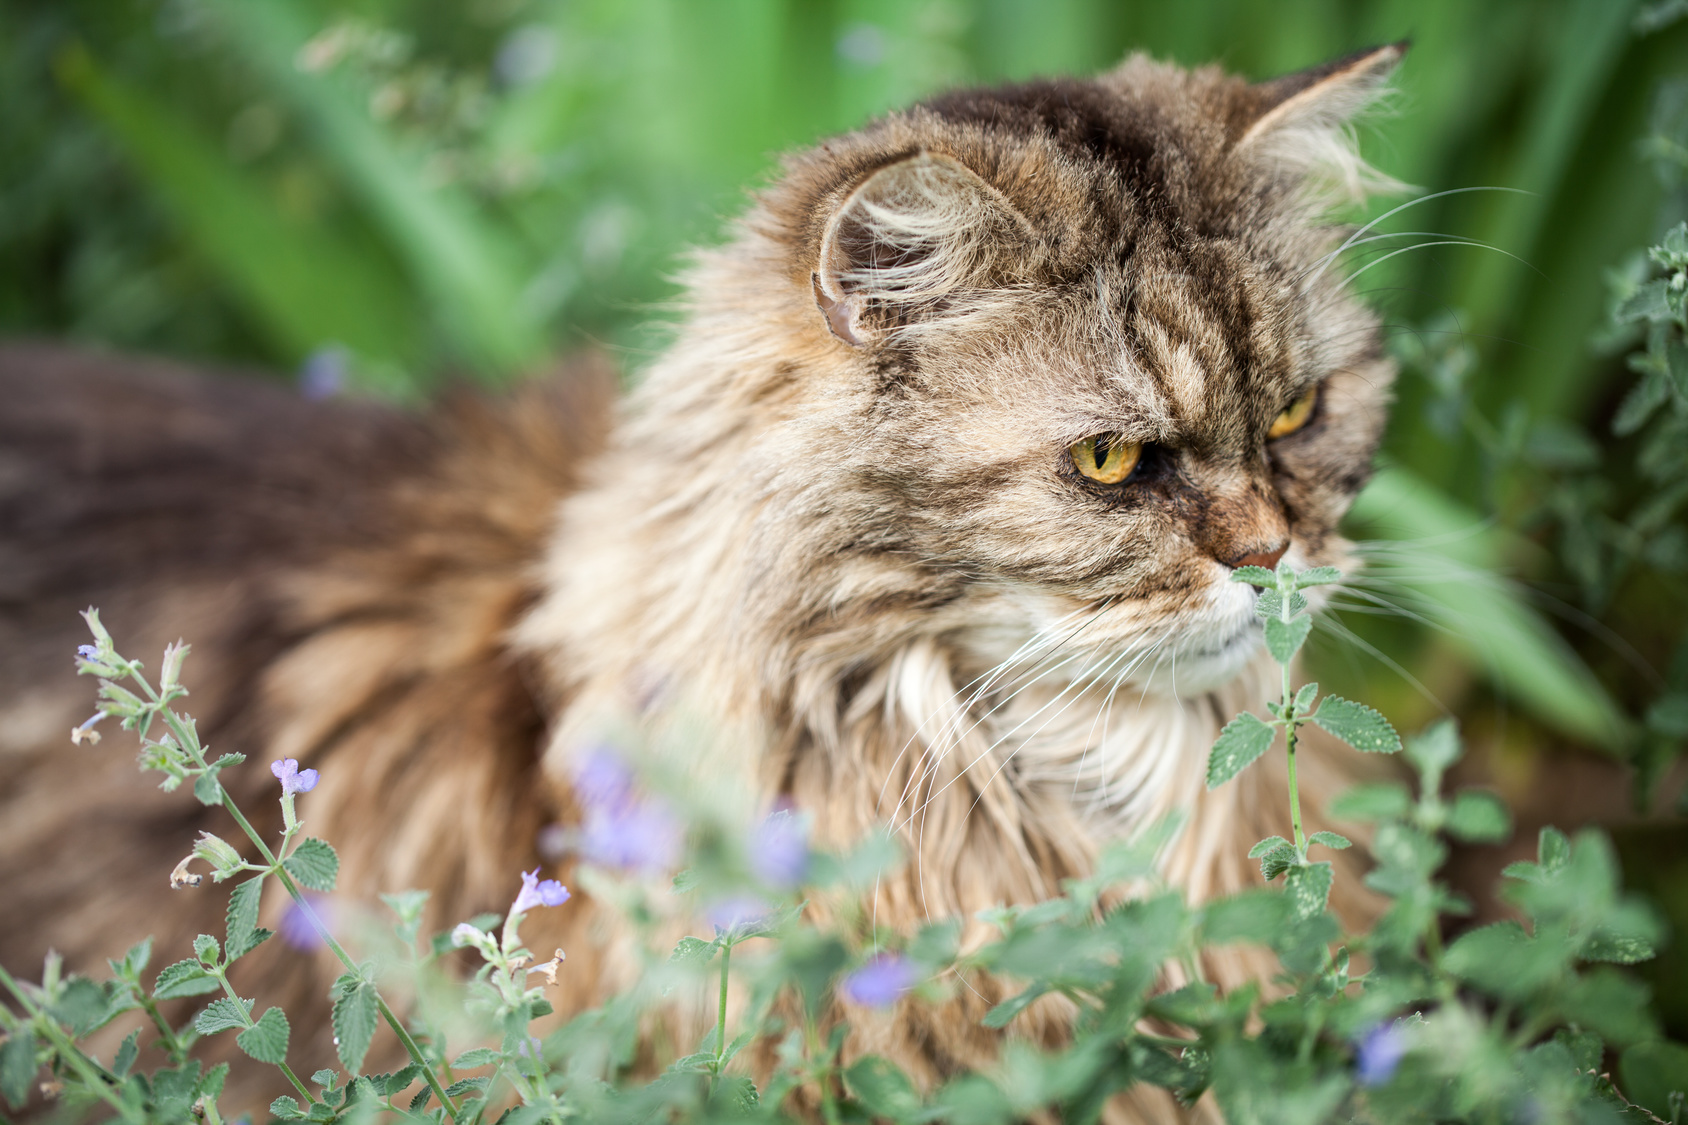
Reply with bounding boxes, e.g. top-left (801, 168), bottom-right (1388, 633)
top-left (76, 644), bottom-right (99, 662)
top-left (1355, 1021), bottom-right (1410, 1086)
top-left (298, 347), bottom-right (348, 401)
top-left (278, 893), bottom-right (337, 951)
top-left (751, 810), bottom-right (810, 889)
top-left (573, 746), bottom-right (635, 810)
top-left (512, 867), bottom-right (571, 915)
top-left (707, 894), bottom-right (773, 936)
top-left (840, 954), bottom-right (919, 1008)
top-left (271, 758), bottom-right (319, 794)
top-left (581, 800), bottom-right (681, 873)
